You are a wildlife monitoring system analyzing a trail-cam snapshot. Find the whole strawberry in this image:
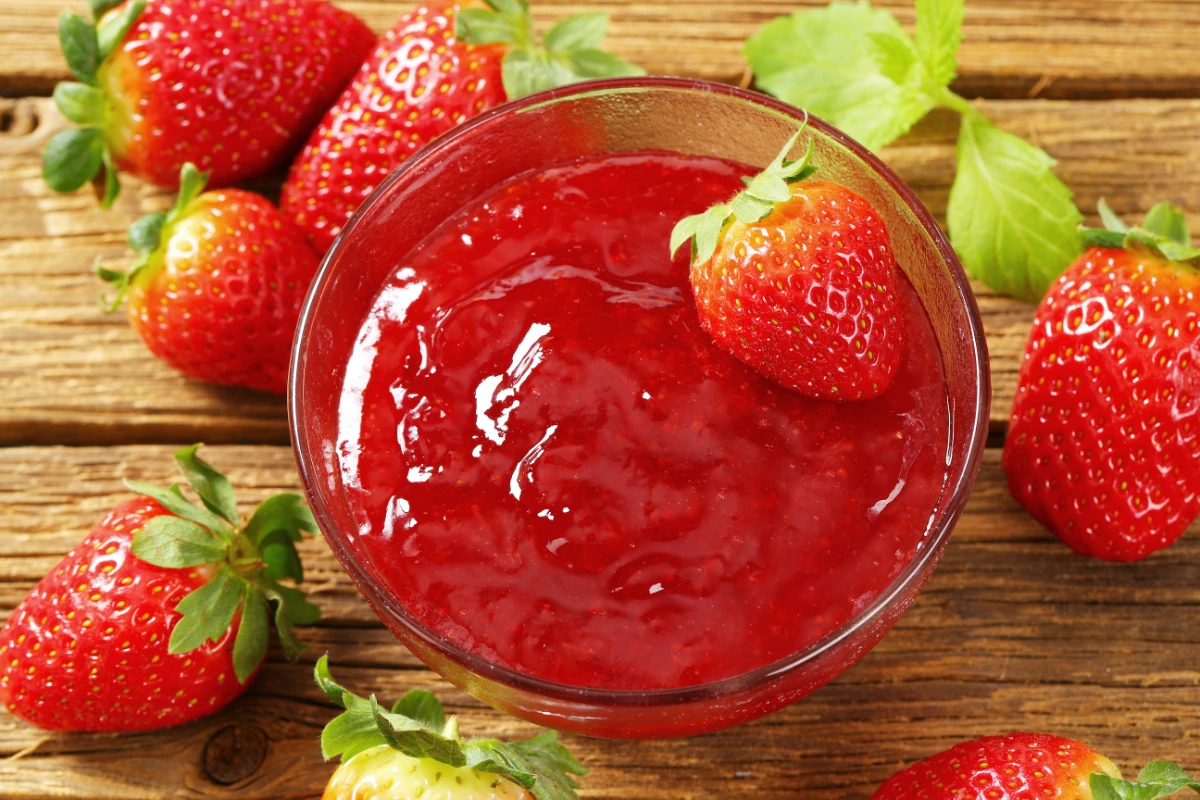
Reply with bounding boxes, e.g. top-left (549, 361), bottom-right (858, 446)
top-left (670, 129), bottom-right (904, 401)
top-left (0, 446), bottom-right (320, 732)
top-left (1004, 202), bottom-right (1200, 561)
top-left (315, 657), bottom-right (584, 800)
top-left (872, 732), bottom-right (1199, 800)
top-left (99, 163), bottom-right (318, 394)
top-left (281, 0), bottom-right (643, 253)
top-left (43, 0), bottom-right (375, 206)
